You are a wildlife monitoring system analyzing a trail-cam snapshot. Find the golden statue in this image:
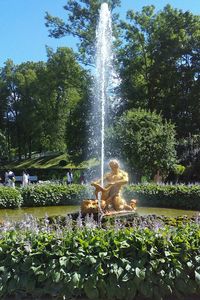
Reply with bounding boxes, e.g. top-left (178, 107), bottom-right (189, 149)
top-left (81, 160), bottom-right (136, 214)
